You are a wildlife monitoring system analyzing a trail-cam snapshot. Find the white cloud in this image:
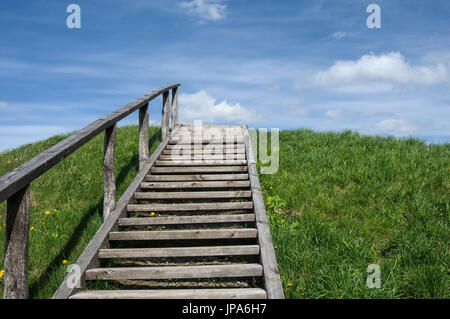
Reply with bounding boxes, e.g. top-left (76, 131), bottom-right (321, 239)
top-left (180, 0), bottom-right (227, 21)
top-left (325, 109), bottom-right (361, 120)
top-left (325, 110), bottom-right (343, 120)
top-left (179, 90), bottom-right (254, 124)
top-left (374, 119), bottom-right (417, 136)
top-left (0, 101), bottom-right (7, 108)
top-left (307, 52), bottom-right (448, 91)
top-left (329, 31), bottom-right (347, 40)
